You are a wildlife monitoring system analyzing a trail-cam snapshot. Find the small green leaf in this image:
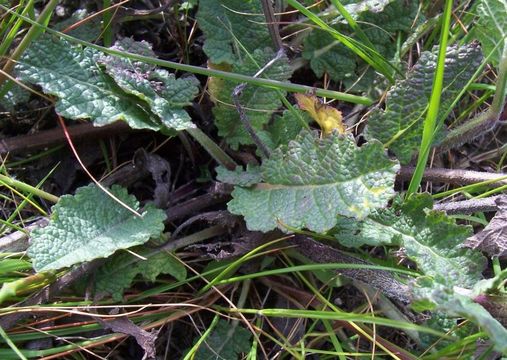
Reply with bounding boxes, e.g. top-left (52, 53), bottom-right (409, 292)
top-left (196, 0), bottom-right (270, 64)
top-left (28, 184), bottom-right (166, 272)
top-left (216, 165), bottom-right (262, 187)
top-left (413, 280), bottom-right (507, 354)
top-left (210, 48), bottom-right (292, 149)
top-left (267, 109), bottom-right (311, 148)
top-left (190, 319), bottom-right (252, 360)
top-left (95, 251), bottom-right (186, 301)
top-left (15, 36), bottom-right (160, 130)
top-left (100, 38), bottom-right (199, 131)
top-left (365, 43), bottom-right (483, 164)
top-left (228, 130), bottom-right (399, 232)
top-left (473, 0), bottom-right (507, 66)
